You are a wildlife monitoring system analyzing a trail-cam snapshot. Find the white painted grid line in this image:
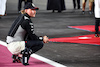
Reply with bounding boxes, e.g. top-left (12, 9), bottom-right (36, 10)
top-left (0, 40), bottom-right (67, 67)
